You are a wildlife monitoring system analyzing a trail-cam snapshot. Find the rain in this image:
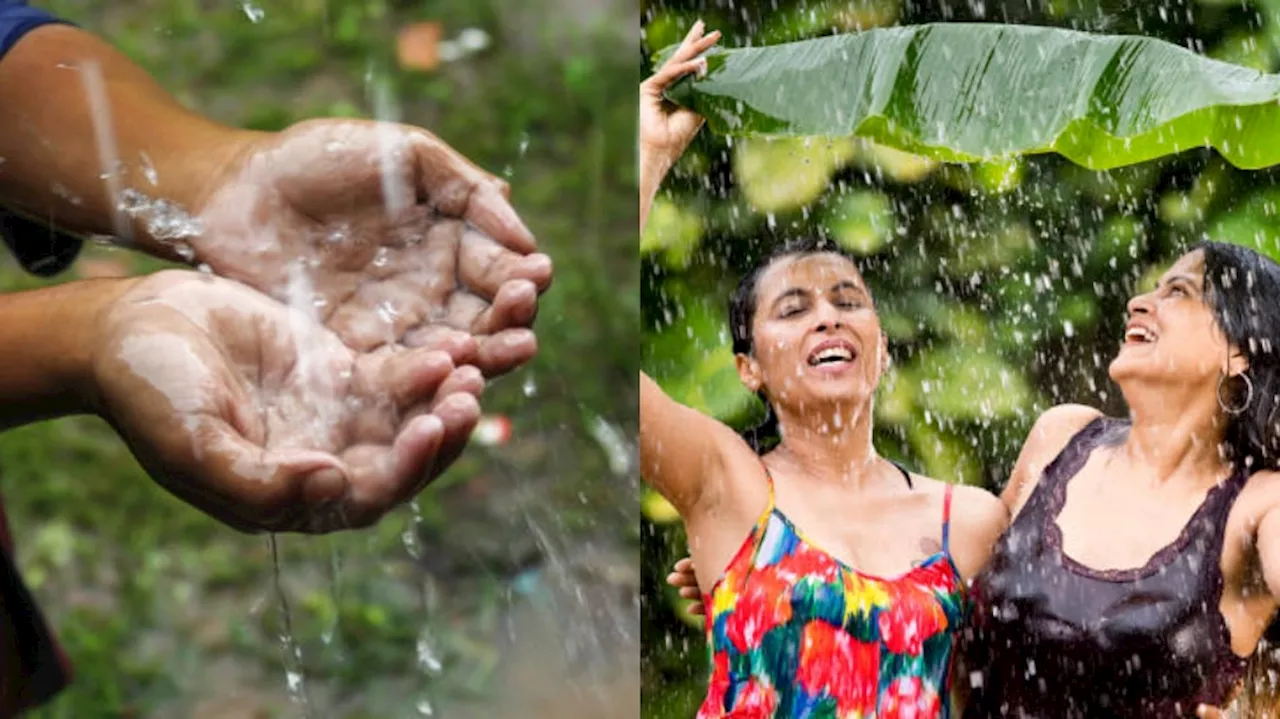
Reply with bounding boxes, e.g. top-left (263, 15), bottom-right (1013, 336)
top-left (1, 0), bottom-right (635, 717)
top-left (641, 0), bottom-right (1280, 717)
